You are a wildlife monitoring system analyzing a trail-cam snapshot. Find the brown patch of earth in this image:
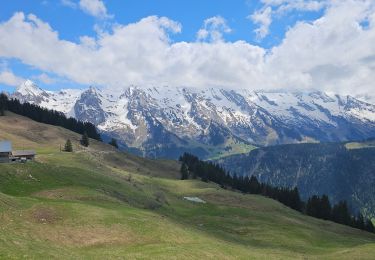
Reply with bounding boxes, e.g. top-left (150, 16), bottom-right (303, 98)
top-left (201, 192), bottom-right (277, 212)
top-left (33, 225), bottom-right (144, 247)
top-left (33, 187), bottom-right (120, 203)
top-left (30, 206), bottom-right (62, 224)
